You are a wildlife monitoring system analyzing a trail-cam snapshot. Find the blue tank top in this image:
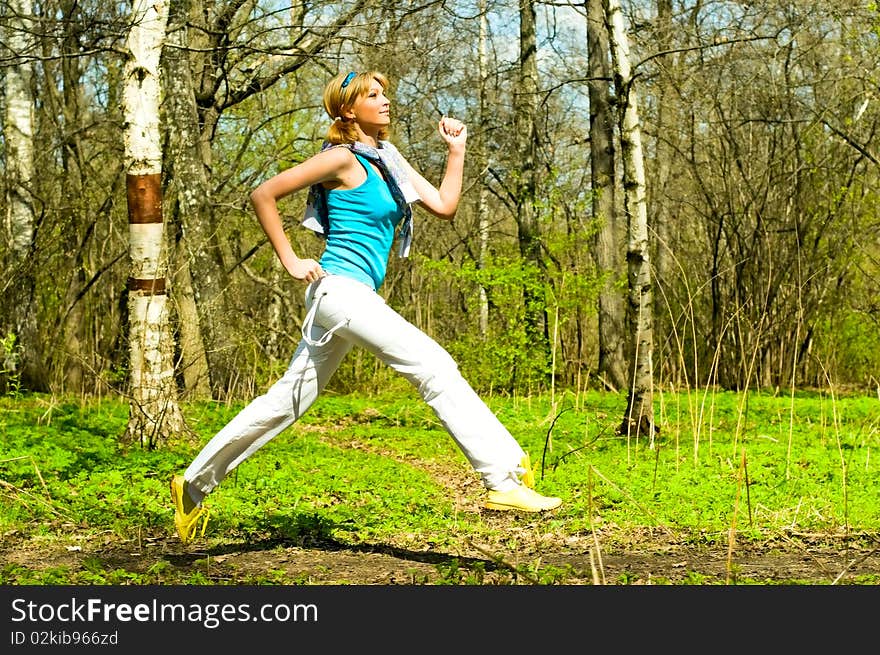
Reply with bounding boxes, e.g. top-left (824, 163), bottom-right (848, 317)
top-left (319, 153), bottom-right (404, 290)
